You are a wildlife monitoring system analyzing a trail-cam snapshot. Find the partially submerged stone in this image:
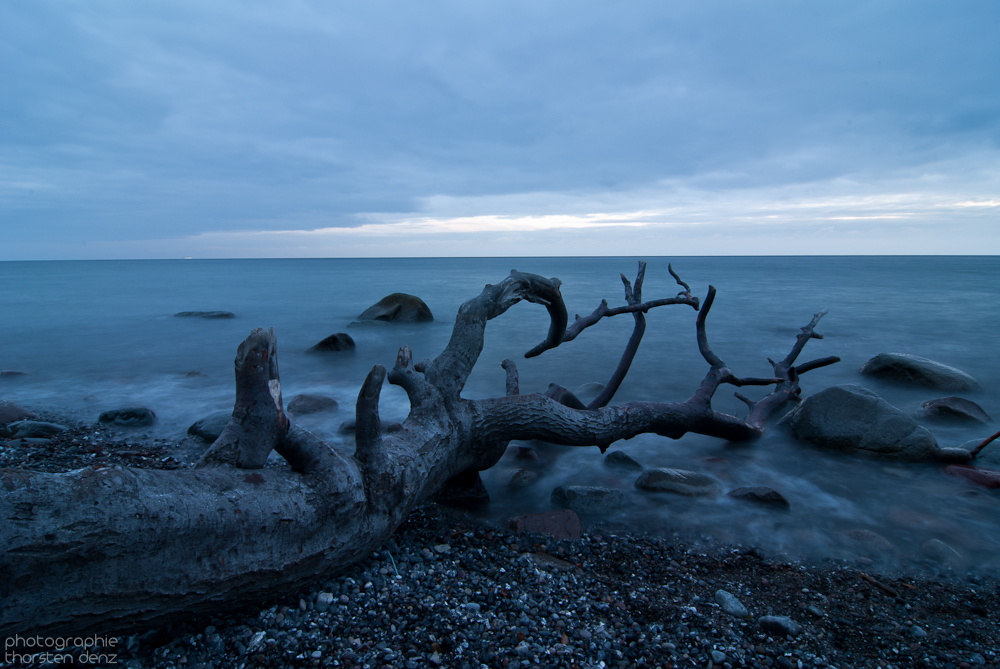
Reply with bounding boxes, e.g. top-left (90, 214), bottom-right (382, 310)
top-left (509, 509), bottom-right (582, 540)
top-left (0, 400), bottom-right (36, 425)
top-left (780, 385), bottom-right (938, 461)
top-left (7, 420), bottom-right (68, 438)
top-left (357, 293), bottom-right (433, 323)
top-left (188, 411), bottom-right (231, 442)
top-left (551, 485), bottom-right (625, 514)
top-left (921, 396), bottom-right (991, 424)
top-left (604, 450), bottom-right (643, 471)
top-left (99, 407), bottom-right (157, 427)
top-left (726, 486), bottom-right (790, 509)
top-left (308, 333), bottom-right (356, 352)
top-left (174, 311), bottom-right (236, 319)
top-left (287, 394), bottom-right (339, 415)
top-left (859, 353), bottom-right (980, 391)
top-left (634, 468), bottom-right (721, 496)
